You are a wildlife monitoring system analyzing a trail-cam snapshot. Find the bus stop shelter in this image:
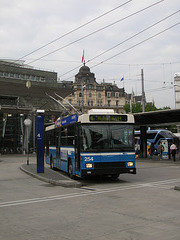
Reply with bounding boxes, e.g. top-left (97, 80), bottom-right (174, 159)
top-left (134, 109), bottom-right (180, 158)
